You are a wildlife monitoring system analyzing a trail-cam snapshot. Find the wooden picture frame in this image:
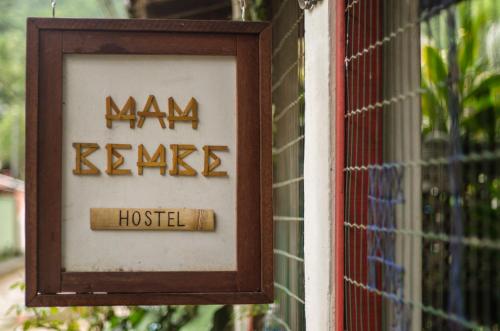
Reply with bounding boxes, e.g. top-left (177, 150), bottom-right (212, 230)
top-left (25, 18), bottom-right (272, 306)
